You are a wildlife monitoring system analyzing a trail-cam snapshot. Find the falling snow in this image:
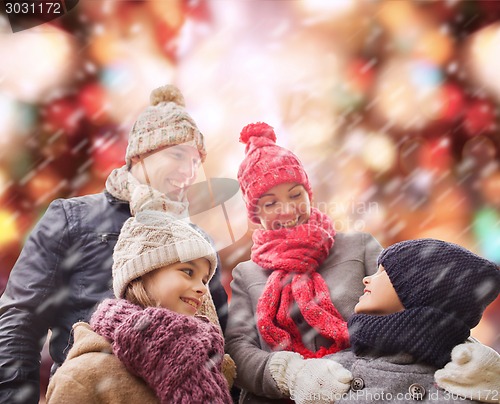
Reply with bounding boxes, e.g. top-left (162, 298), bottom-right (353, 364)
top-left (0, 0), bottom-right (499, 402)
